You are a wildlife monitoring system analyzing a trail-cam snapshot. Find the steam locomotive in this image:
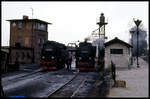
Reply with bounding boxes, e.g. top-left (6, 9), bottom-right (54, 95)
top-left (40, 41), bottom-right (67, 70)
top-left (76, 41), bottom-right (96, 71)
